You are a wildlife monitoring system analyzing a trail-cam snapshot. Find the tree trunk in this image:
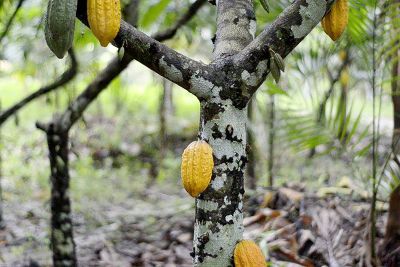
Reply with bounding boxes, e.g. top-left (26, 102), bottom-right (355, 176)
top-left (380, 7), bottom-right (400, 264)
top-left (192, 0), bottom-right (255, 265)
top-left (160, 78), bottom-right (174, 149)
top-left (392, 49), bottom-right (400, 156)
top-left (0, 102), bottom-right (3, 228)
top-left (379, 185), bottom-right (400, 266)
top-left (194, 102), bottom-right (247, 266)
top-left (246, 99), bottom-right (256, 190)
top-left (337, 83), bottom-right (348, 141)
top-left (268, 95), bottom-right (275, 187)
top-left (46, 129), bottom-right (77, 267)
